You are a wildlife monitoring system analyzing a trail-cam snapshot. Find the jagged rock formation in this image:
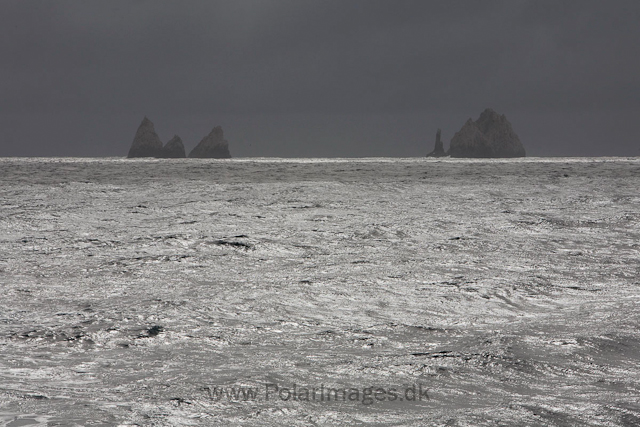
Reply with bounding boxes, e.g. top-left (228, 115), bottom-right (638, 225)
top-left (188, 126), bottom-right (232, 159)
top-left (127, 117), bottom-right (164, 158)
top-left (427, 129), bottom-right (446, 157)
top-left (160, 135), bottom-right (186, 158)
top-left (448, 109), bottom-right (526, 158)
